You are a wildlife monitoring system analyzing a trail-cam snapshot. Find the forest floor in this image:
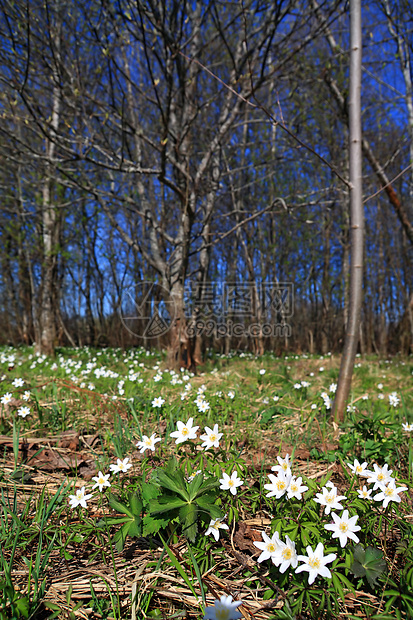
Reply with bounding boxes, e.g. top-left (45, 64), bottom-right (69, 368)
top-left (0, 346), bottom-right (412, 620)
